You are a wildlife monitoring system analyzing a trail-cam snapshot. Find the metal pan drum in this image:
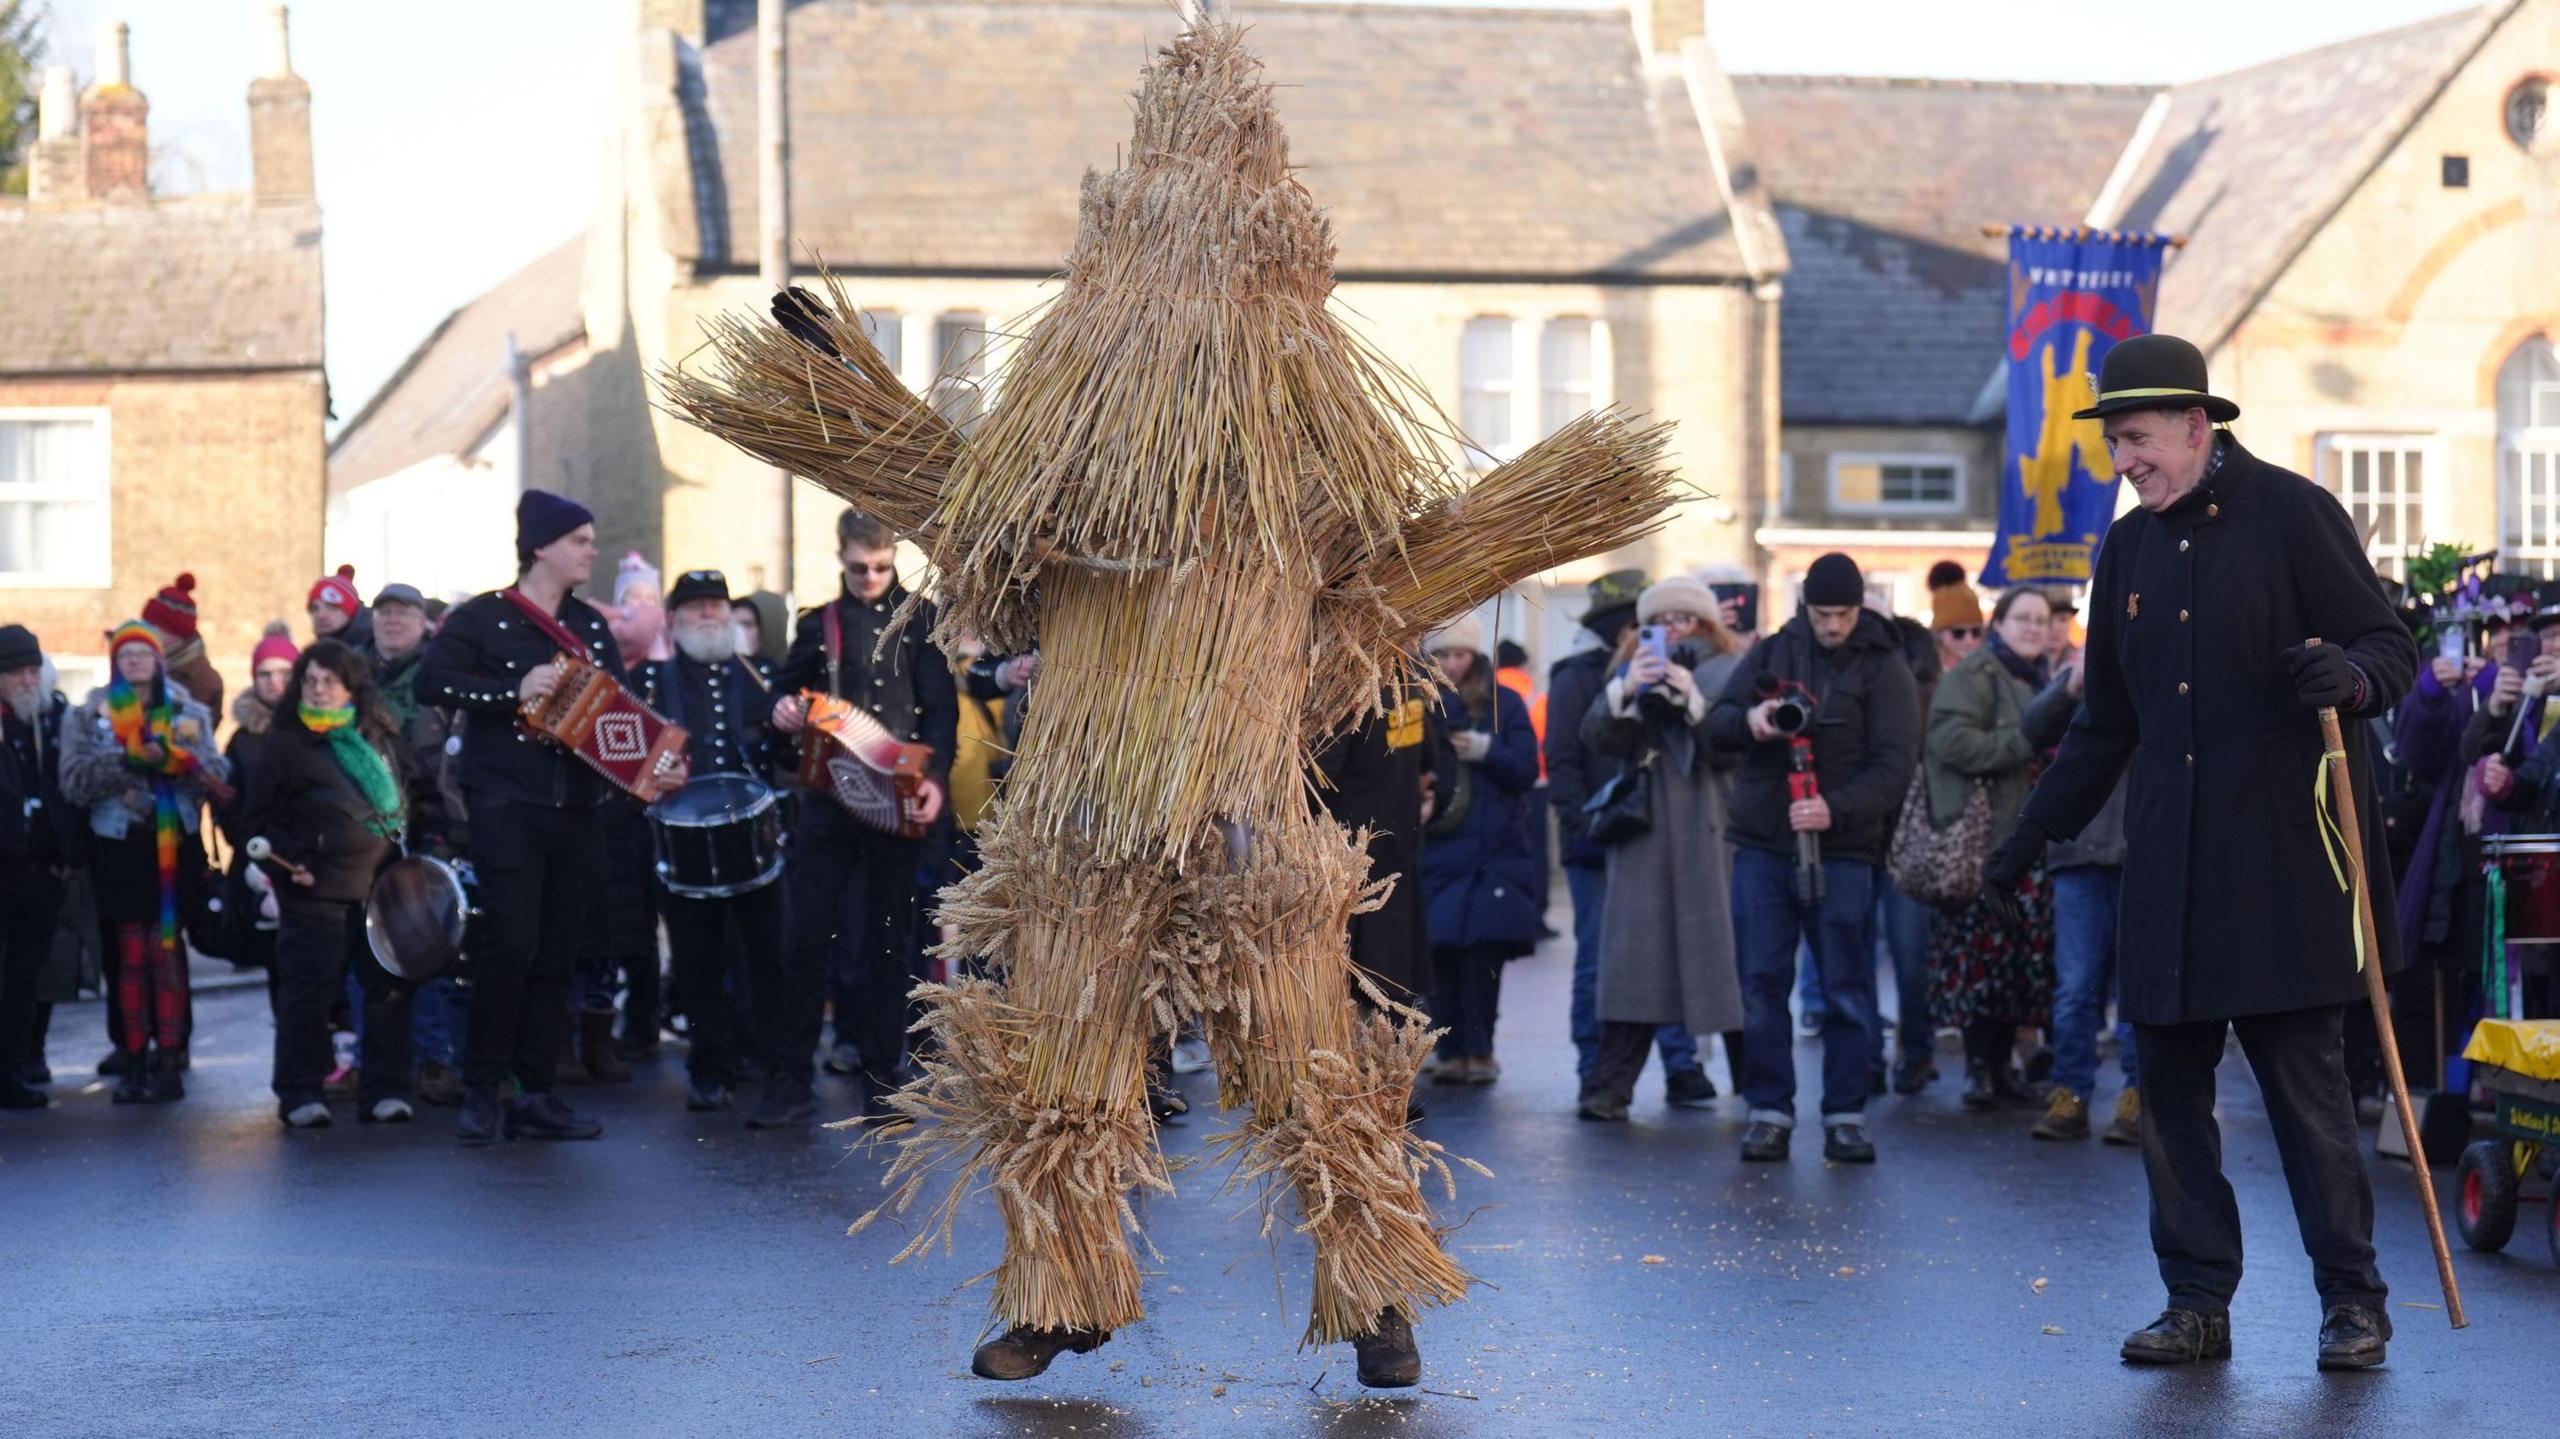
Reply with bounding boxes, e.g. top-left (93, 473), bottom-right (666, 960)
top-left (648, 772), bottom-right (785, 898)
top-left (366, 854), bottom-right (474, 983)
